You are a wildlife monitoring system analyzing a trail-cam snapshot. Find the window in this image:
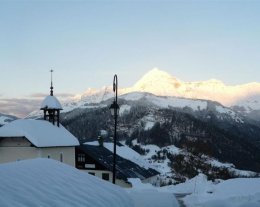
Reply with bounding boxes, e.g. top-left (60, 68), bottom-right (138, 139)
top-left (78, 154), bottom-right (85, 162)
top-left (102, 173), bottom-right (109, 181)
top-left (60, 153), bottom-right (63, 162)
top-left (88, 172), bottom-right (95, 176)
